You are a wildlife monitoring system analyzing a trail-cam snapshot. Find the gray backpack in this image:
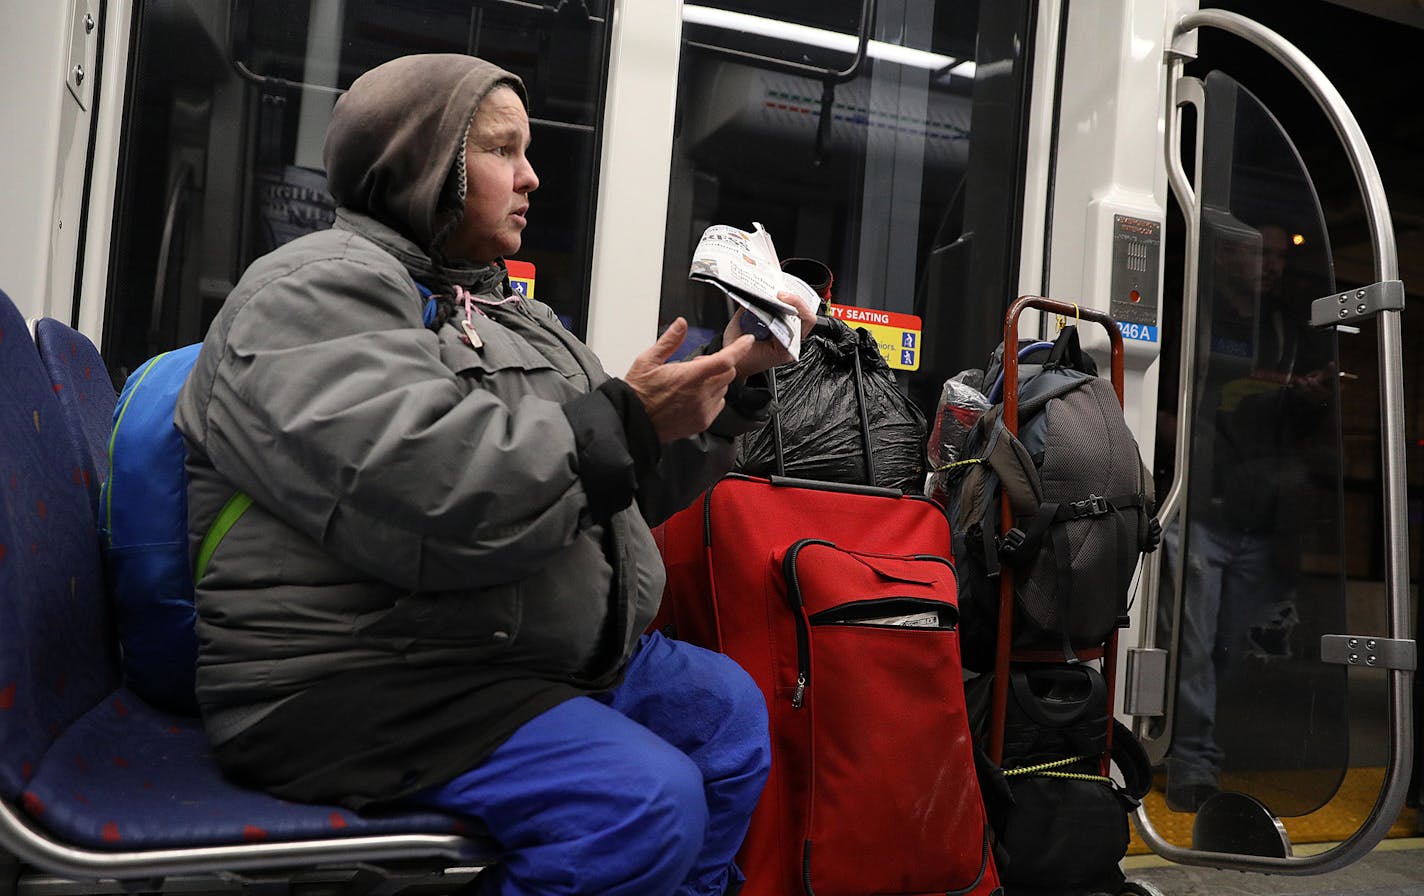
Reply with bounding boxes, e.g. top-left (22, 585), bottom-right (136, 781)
top-left (945, 327), bottom-right (1158, 671)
